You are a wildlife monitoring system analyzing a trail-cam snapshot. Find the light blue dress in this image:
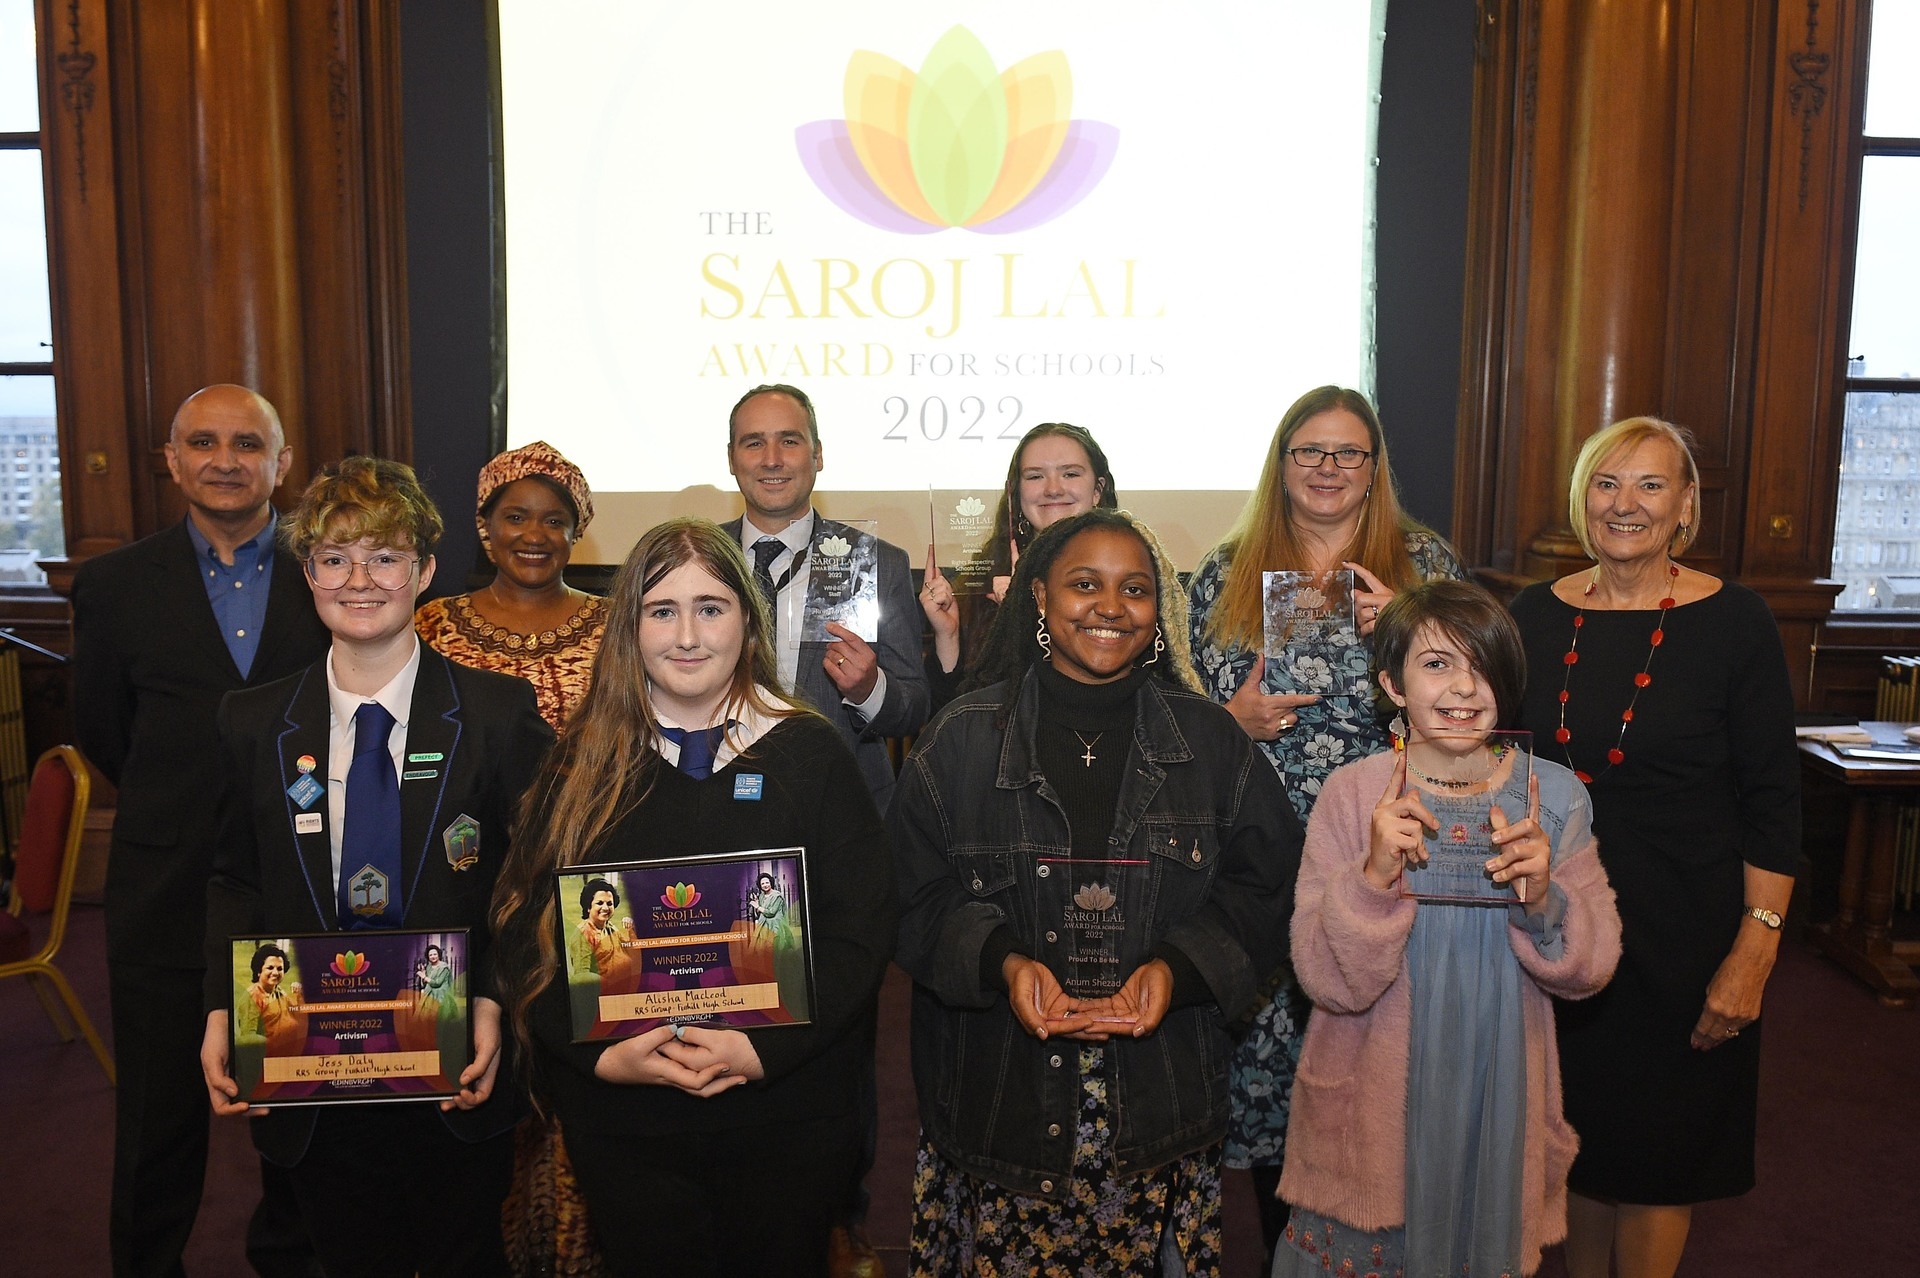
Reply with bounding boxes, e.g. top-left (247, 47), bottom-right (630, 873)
top-left (1186, 529), bottom-right (1464, 1167)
